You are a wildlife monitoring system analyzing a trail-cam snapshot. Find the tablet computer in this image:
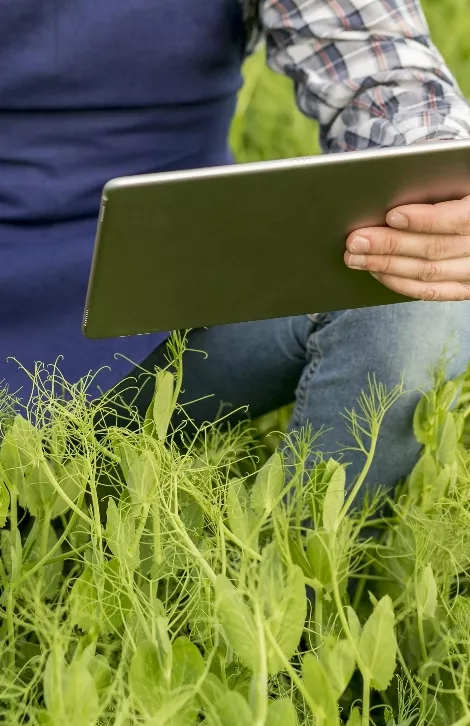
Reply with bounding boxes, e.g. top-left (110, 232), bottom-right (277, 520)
top-left (82, 139), bottom-right (470, 339)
